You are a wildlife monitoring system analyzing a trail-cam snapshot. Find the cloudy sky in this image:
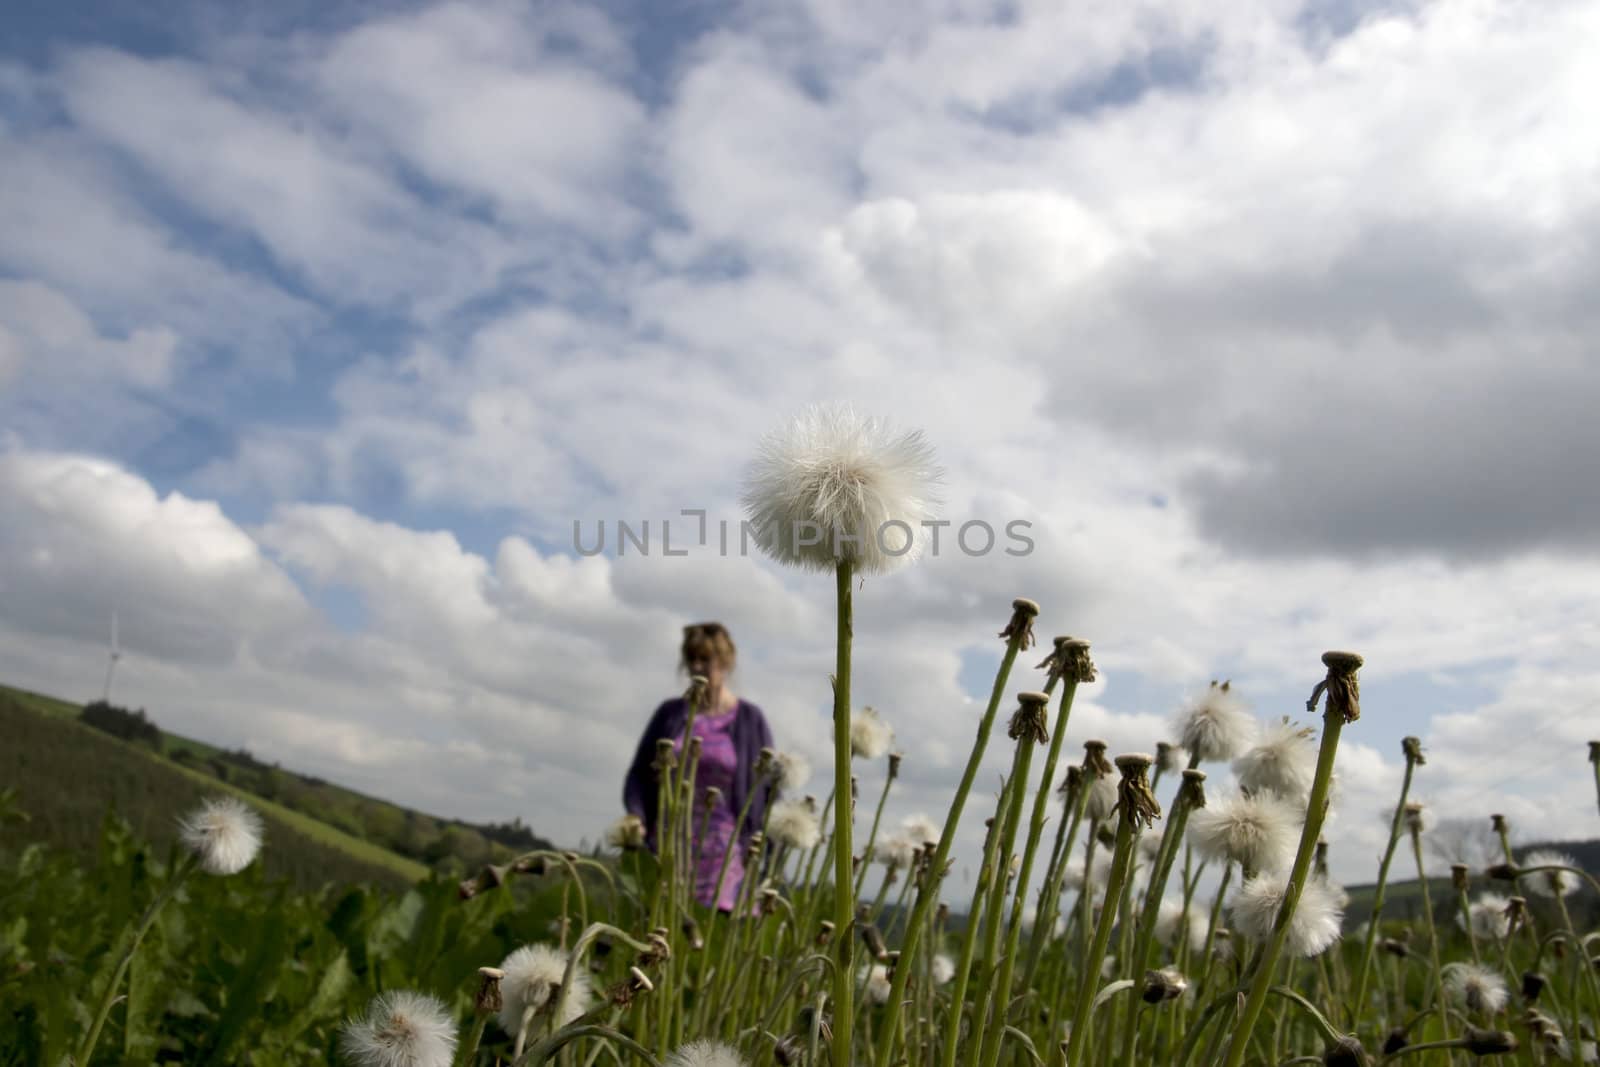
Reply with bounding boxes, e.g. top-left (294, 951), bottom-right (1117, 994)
top-left (3, 0), bottom-right (1597, 890)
